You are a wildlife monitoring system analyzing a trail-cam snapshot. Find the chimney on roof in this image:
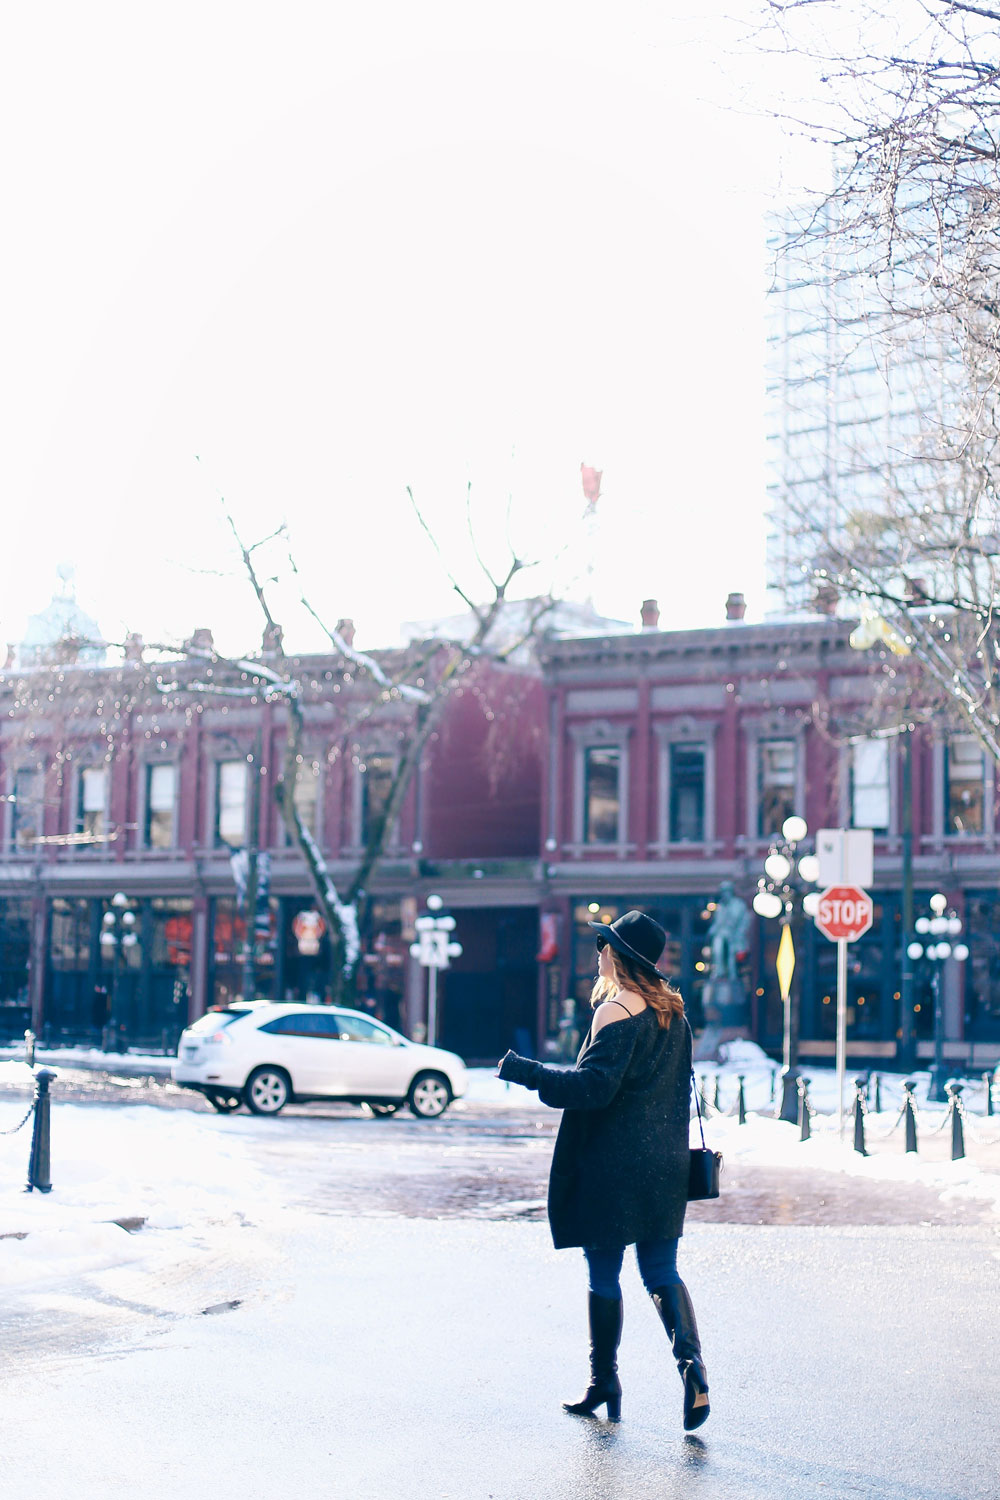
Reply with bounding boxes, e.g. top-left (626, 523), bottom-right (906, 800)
top-left (185, 628), bottom-right (214, 656)
top-left (813, 582), bottom-right (838, 617)
top-left (725, 591), bottom-right (746, 622)
top-left (640, 599), bottom-right (660, 631)
top-left (262, 622), bottom-right (284, 659)
top-left (336, 618), bottom-right (356, 647)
